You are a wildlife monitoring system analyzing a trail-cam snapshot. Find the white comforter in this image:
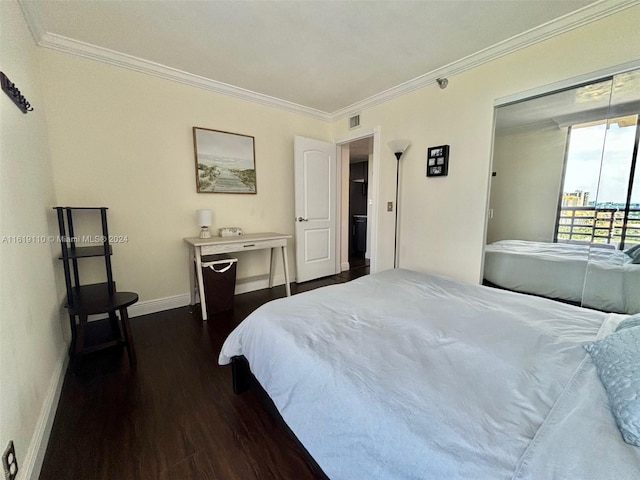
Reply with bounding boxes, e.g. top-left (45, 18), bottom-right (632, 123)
top-left (219, 269), bottom-right (640, 479)
top-left (484, 240), bottom-right (640, 314)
